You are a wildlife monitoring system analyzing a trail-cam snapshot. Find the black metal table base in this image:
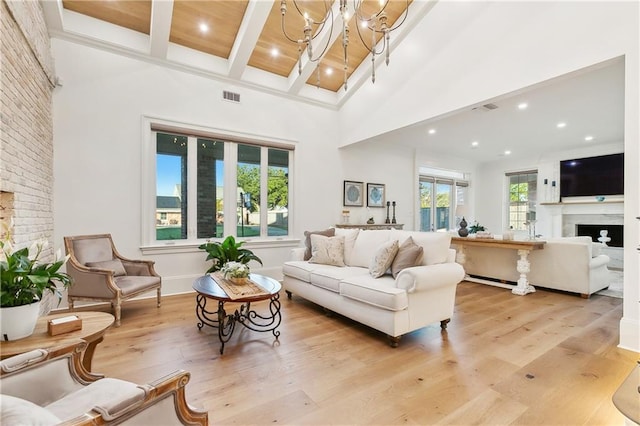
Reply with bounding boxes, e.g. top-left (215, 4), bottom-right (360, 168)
top-left (195, 293), bottom-right (282, 354)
